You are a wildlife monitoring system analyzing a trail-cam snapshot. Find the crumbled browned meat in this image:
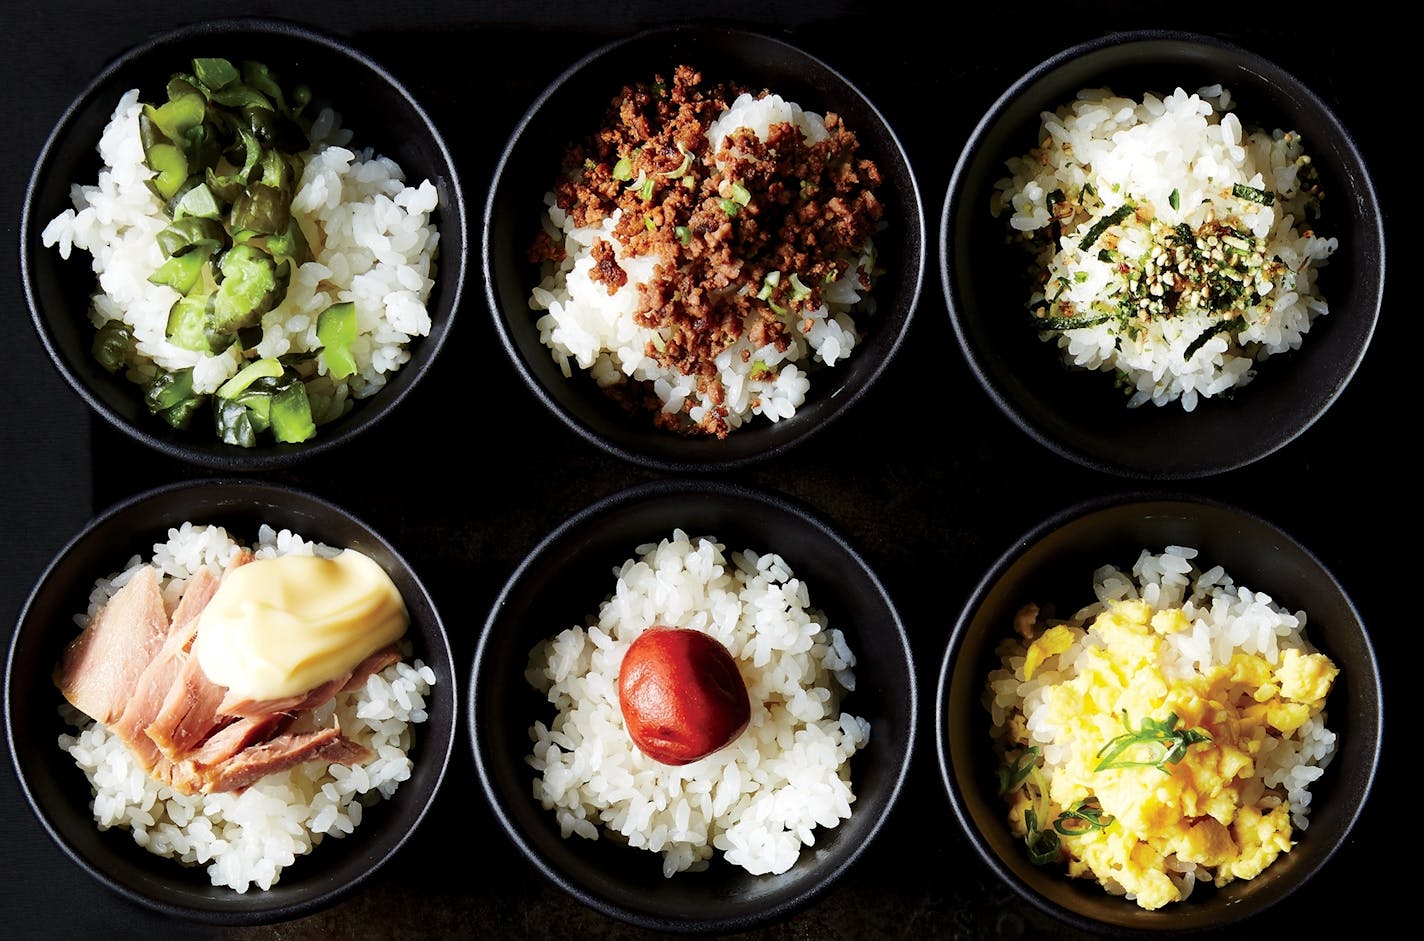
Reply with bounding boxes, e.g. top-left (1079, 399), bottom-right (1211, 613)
top-left (534, 63), bottom-right (884, 438)
top-left (589, 238), bottom-right (627, 295)
top-left (527, 229), bottom-right (565, 264)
